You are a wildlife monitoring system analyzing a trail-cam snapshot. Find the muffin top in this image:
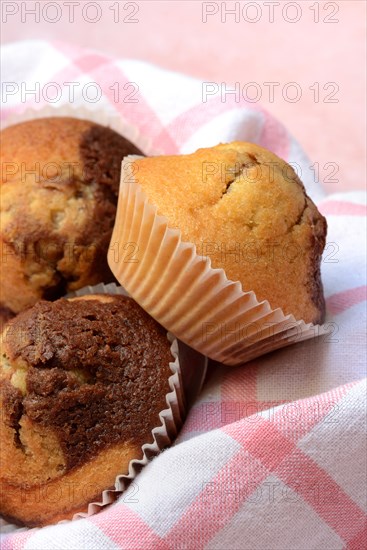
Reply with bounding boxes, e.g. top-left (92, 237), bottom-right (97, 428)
top-left (0, 294), bottom-right (172, 482)
top-left (0, 117), bottom-right (142, 312)
top-left (1, 116), bottom-right (139, 190)
top-left (129, 142), bottom-right (327, 323)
